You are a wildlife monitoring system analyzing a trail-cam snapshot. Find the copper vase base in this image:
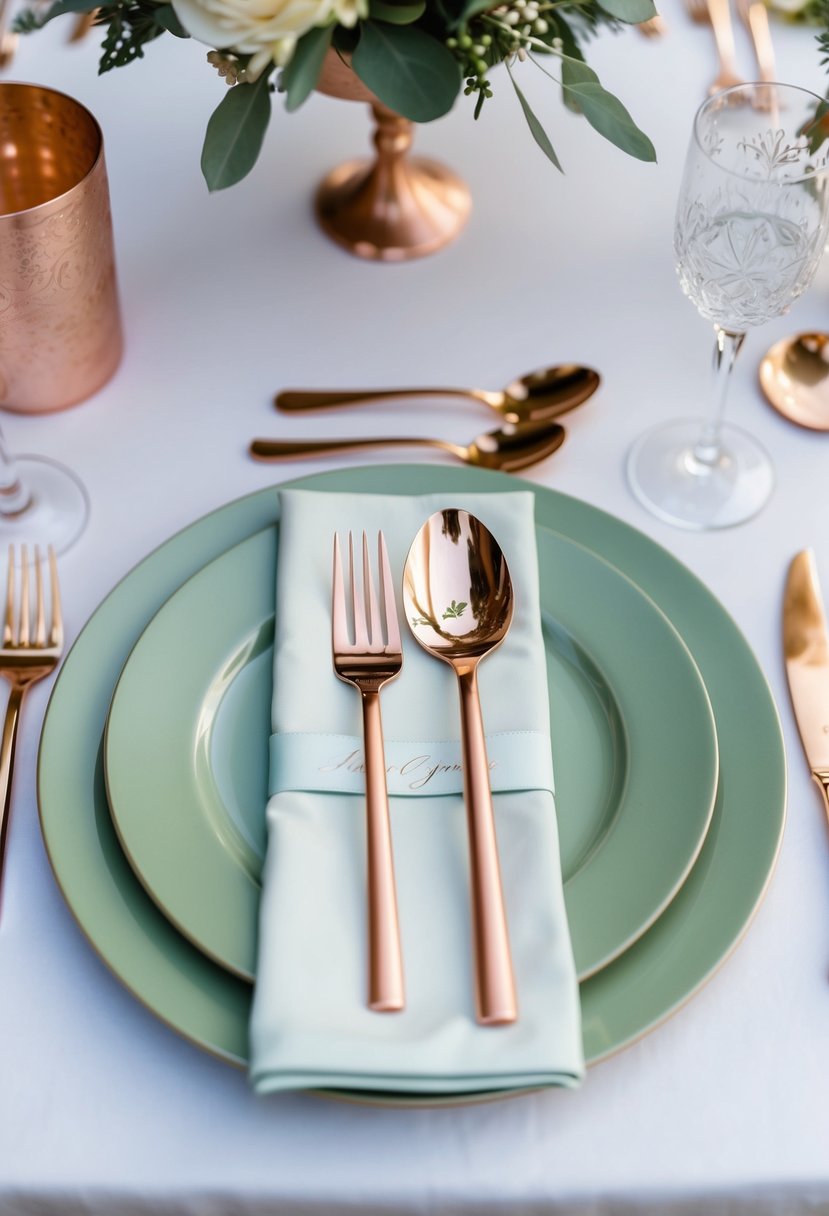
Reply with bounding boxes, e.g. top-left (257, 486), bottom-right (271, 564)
top-left (315, 155), bottom-right (471, 262)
